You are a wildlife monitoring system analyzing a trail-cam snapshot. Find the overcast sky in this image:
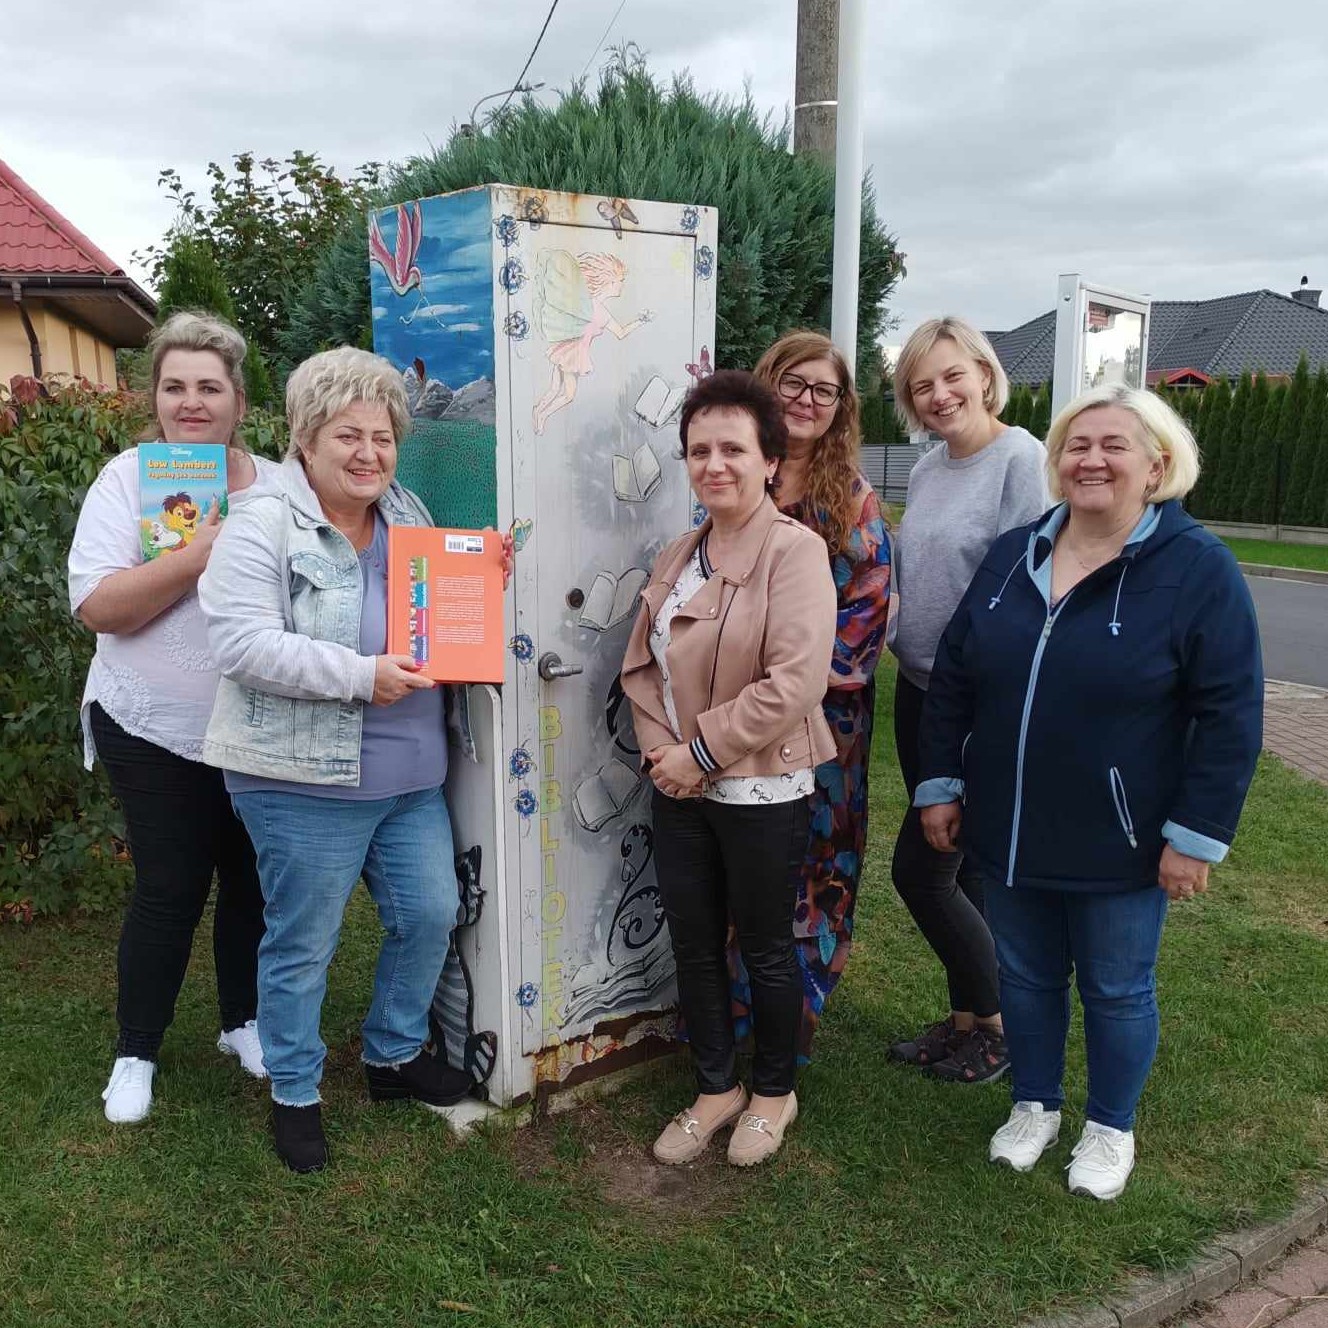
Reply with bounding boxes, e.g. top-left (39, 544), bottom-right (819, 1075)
top-left (7, 0), bottom-right (1326, 349)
